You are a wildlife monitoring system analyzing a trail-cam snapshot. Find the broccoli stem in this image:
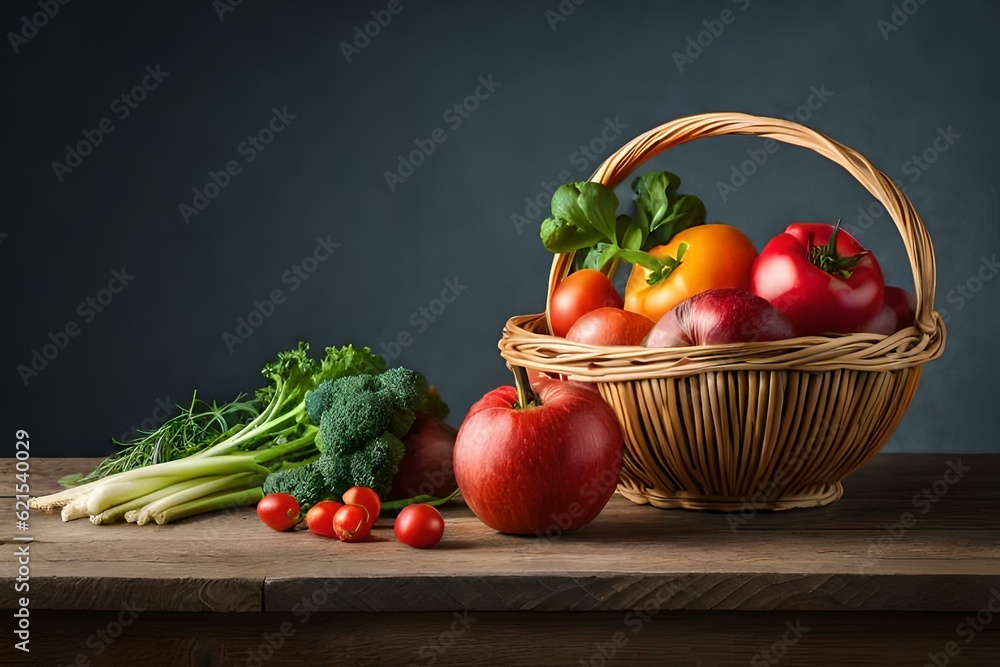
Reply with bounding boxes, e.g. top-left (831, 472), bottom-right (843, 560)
top-left (152, 486), bottom-right (265, 525)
